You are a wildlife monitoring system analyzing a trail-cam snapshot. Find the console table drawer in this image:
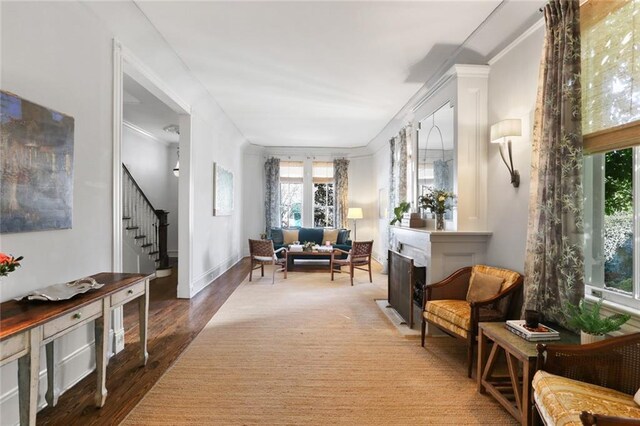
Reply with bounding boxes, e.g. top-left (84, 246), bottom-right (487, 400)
top-left (0, 332), bottom-right (28, 364)
top-left (43, 300), bottom-right (102, 340)
top-left (111, 281), bottom-right (145, 307)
